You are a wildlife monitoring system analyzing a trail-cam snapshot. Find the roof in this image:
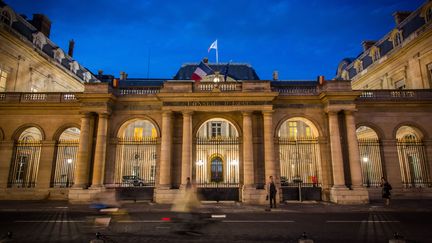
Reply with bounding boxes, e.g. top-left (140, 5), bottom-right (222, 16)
top-left (173, 63), bottom-right (260, 80)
